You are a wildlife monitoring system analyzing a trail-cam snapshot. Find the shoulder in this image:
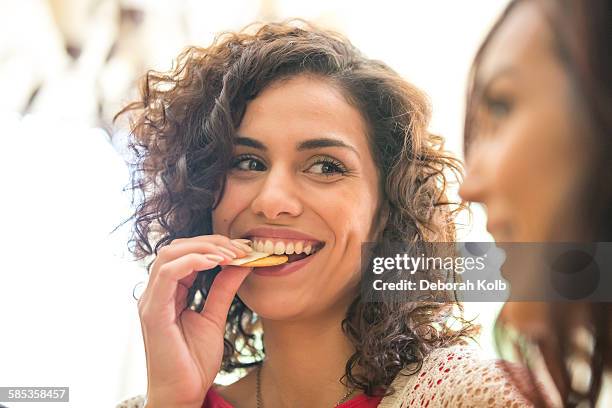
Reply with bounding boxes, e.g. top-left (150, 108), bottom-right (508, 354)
top-left (115, 394), bottom-right (146, 408)
top-left (379, 345), bottom-right (534, 408)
